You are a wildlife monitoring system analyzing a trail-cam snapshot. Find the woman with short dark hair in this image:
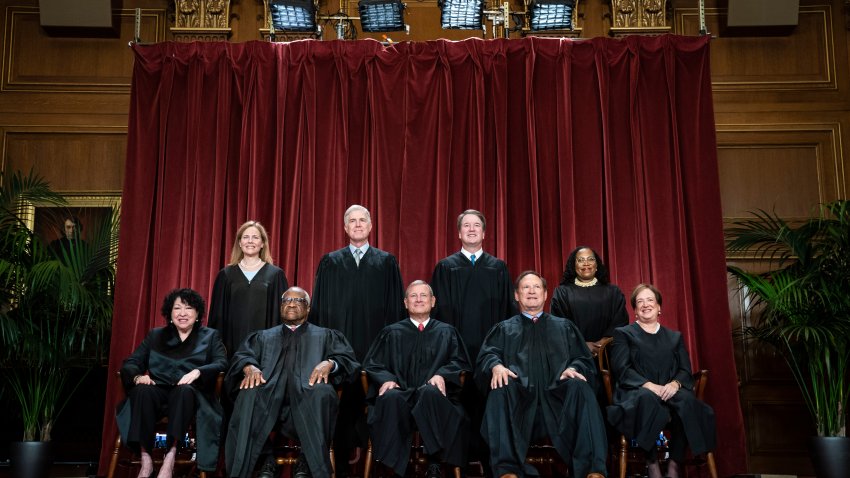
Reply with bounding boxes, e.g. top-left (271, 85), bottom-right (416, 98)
top-left (117, 288), bottom-right (227, 478)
